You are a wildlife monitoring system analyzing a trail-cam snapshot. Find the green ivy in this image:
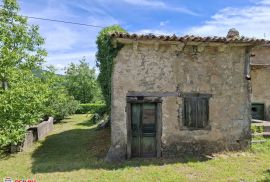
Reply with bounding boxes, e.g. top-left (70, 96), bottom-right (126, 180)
top-left (96, 25), bottom-right (127, 113)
